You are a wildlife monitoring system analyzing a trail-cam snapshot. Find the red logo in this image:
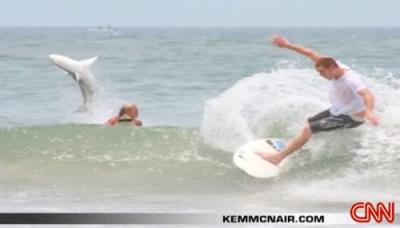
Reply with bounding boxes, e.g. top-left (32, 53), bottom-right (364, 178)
top-left (350, 202), bottom-right (395, 223)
